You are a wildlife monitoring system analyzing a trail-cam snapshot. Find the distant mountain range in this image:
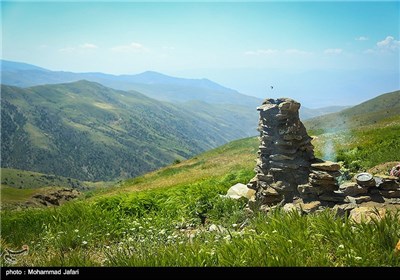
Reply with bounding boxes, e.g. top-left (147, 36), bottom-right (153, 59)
top-left (1, 60), bottom-right (347, 119)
